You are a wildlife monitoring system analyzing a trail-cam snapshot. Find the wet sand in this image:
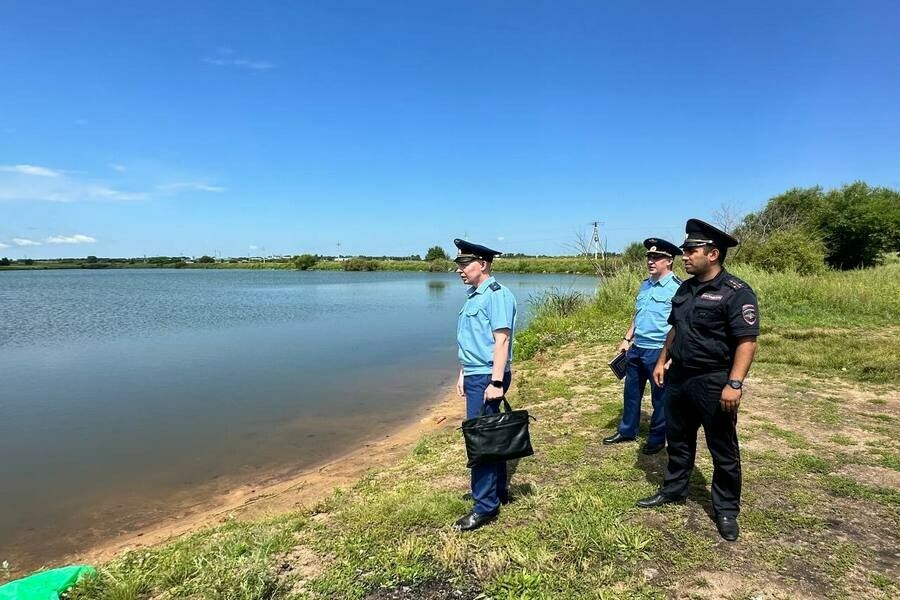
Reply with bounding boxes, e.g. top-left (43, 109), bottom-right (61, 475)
top-left (44, 386), bottom-right (465, 575)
